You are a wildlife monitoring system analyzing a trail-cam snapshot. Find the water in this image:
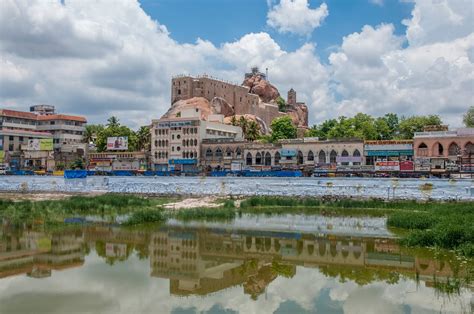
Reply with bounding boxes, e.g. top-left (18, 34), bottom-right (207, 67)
top-left (0, 216), bottom-right (472, 314)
